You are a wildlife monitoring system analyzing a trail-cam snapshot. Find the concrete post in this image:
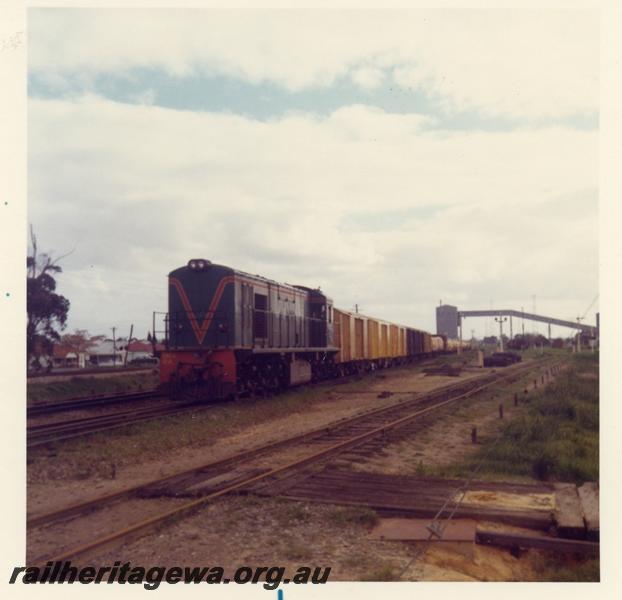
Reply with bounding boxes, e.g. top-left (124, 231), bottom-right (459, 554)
top-left (458, 316), bottom-right (463, 354)
top-left (576, 316), bottom-right (583, 353)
